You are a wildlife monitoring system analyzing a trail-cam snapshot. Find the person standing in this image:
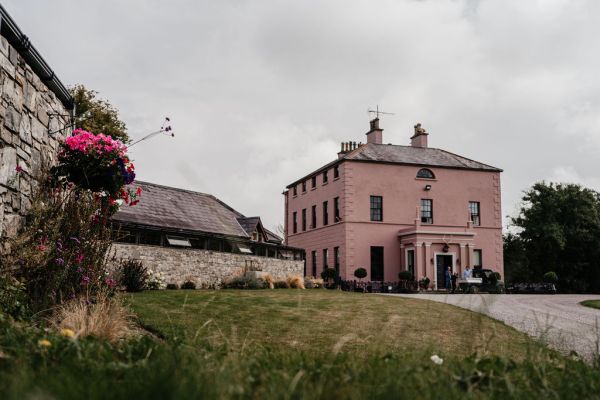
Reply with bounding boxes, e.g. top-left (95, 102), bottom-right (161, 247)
top-left (445, 266), bottom-right (452, 290)
top-left (463, 266), bottom-right (472, 280)
top-left (451, 272), bottom-right (458, 293)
